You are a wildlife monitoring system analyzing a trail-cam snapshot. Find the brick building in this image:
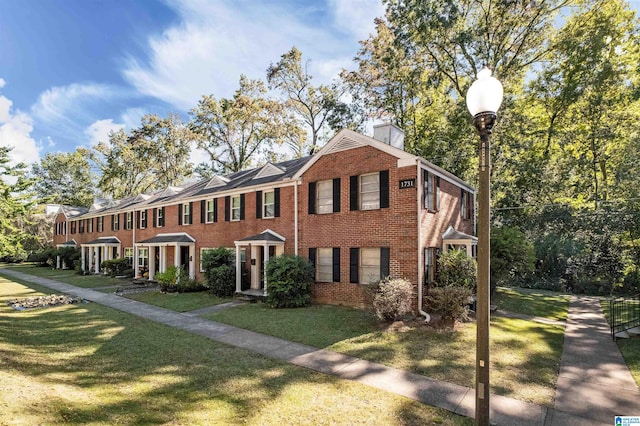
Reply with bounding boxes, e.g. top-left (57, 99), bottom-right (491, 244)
top-left (53, 125), bottom-right (476, 313)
